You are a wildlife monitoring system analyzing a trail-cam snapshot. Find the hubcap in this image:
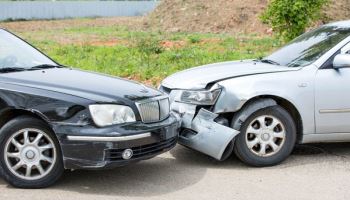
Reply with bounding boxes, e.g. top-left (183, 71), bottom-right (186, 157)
top-left (245, 115), bottom-right (286, 157)
top-left (25, 150), bottom-right (35, 159)
top-left (4, 128), bottom-right (56, 180)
